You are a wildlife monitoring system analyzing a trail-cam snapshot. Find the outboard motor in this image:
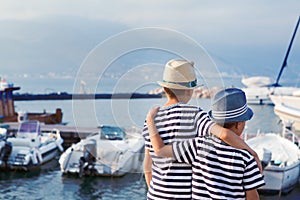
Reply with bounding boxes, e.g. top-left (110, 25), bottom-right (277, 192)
top-left (261, 148), bottom-right (272, 170)
top-left (0, 141), bottom-right (12, 167)
top-left (79, 140), bottom-right (97, 177)
top-left (283, 121), bottom-right (299, 146)
top-left (0, 128), bottom-right (12, 167)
